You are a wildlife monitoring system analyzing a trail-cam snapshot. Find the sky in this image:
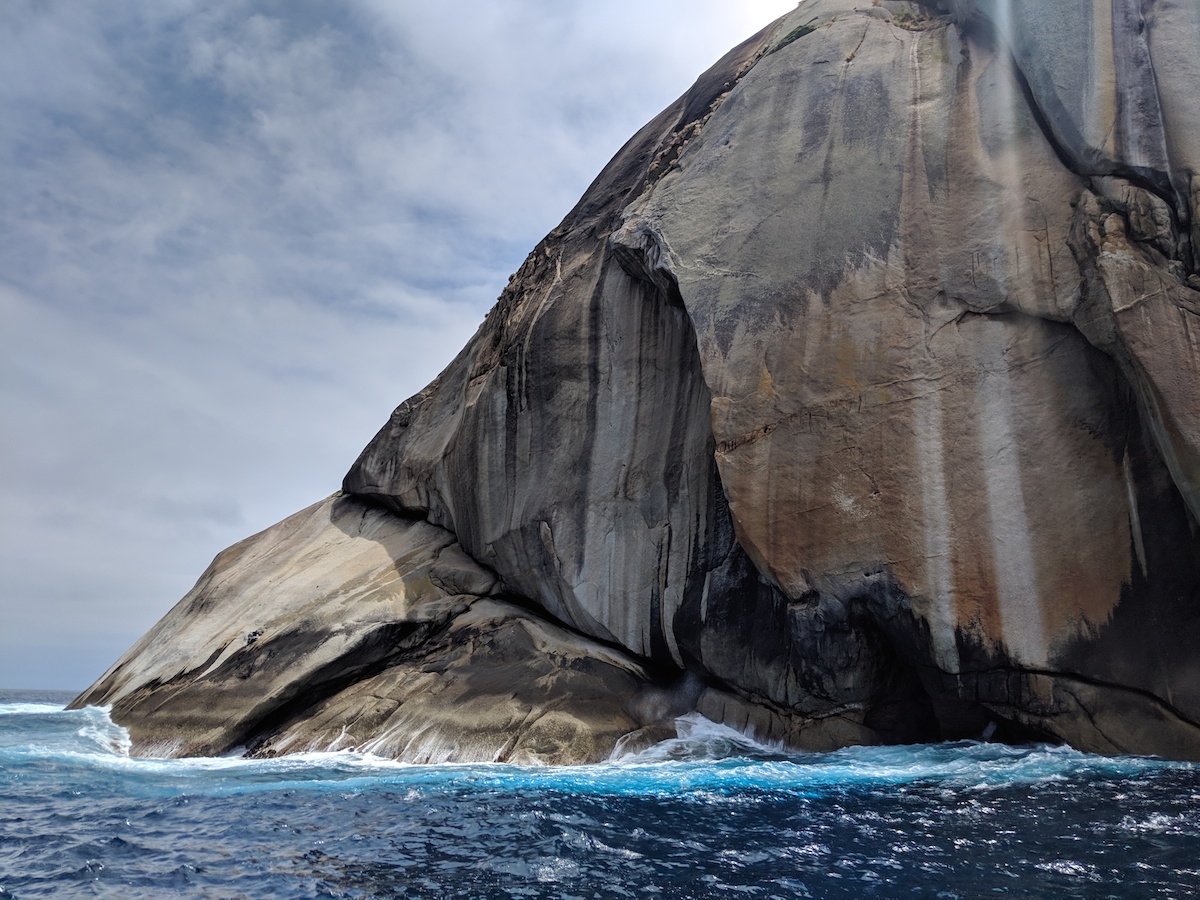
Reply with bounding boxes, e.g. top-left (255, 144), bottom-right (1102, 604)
top-left (0, 0), bottom-right (800, 690)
